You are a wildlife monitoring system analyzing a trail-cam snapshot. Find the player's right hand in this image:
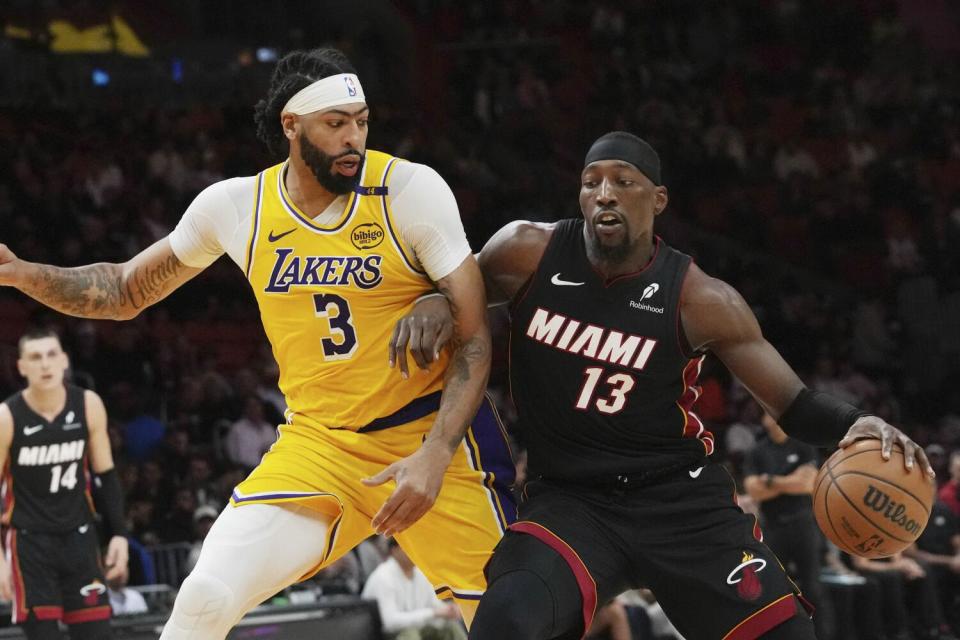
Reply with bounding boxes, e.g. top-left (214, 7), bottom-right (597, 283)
top-left (0, 243), bottom-right (22, 286)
